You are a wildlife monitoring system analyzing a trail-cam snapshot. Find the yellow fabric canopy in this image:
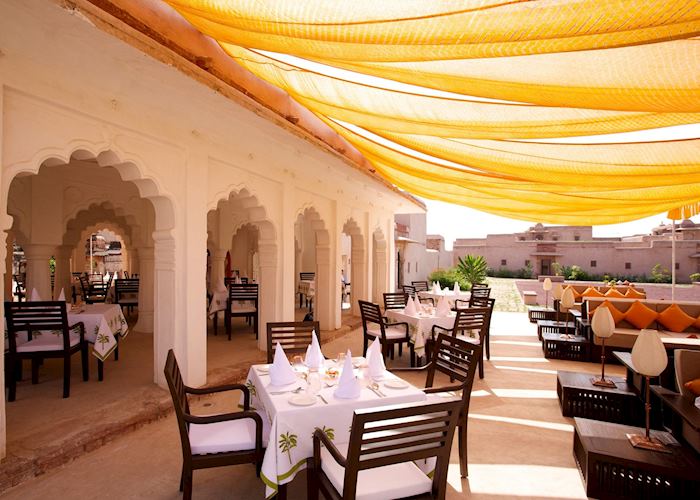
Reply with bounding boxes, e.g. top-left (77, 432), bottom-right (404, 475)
top-left (166, 0), bottom-right (700, 224)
